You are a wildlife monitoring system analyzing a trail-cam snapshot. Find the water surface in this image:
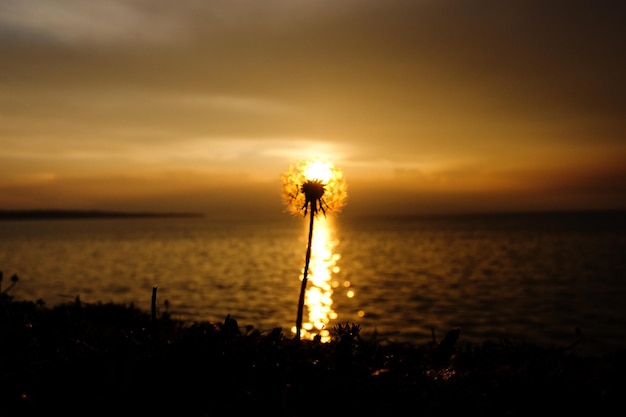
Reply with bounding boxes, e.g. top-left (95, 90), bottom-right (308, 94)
top-left (1, 211), bottom-right (624, 355)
